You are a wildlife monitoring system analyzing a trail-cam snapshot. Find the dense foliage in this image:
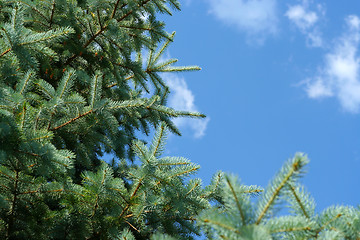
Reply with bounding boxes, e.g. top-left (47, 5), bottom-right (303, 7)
top-left (0, 0), bottom-right (358, 239)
